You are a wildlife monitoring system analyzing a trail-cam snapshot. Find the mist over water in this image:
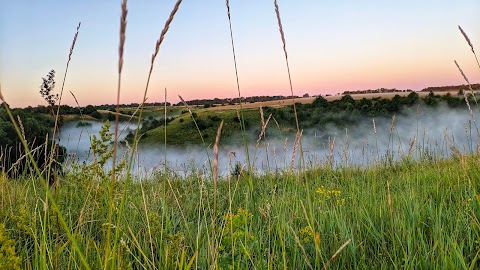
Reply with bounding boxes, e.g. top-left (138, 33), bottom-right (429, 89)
top-left (60, 104), bottom-right (480, 176)
top-left (59, 121), bottom-right (137, 159)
